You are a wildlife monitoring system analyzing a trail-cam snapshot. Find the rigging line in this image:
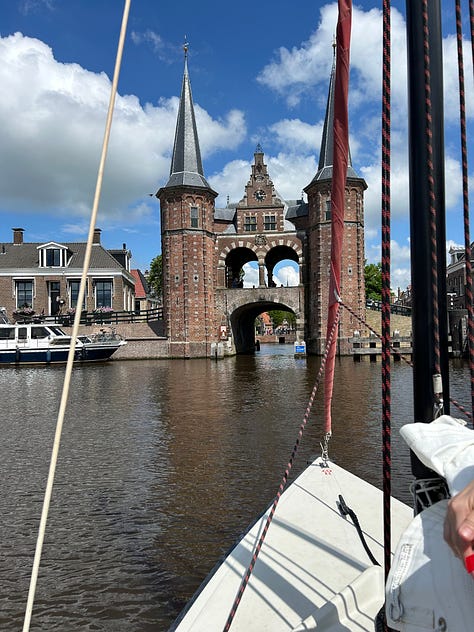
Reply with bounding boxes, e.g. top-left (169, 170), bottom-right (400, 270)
top-left (222, 308), bottom-right (341, 632)
top-left (341, 299), bottom-right (474, 423)
top-left (422, 0), bottom-right (443, 413)
top-left (22, 2), bottom-right (131, 631)
top-left (455, 0), bottom-right (474, 425)
top-left (381, 0), bottom-right (392, 589)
